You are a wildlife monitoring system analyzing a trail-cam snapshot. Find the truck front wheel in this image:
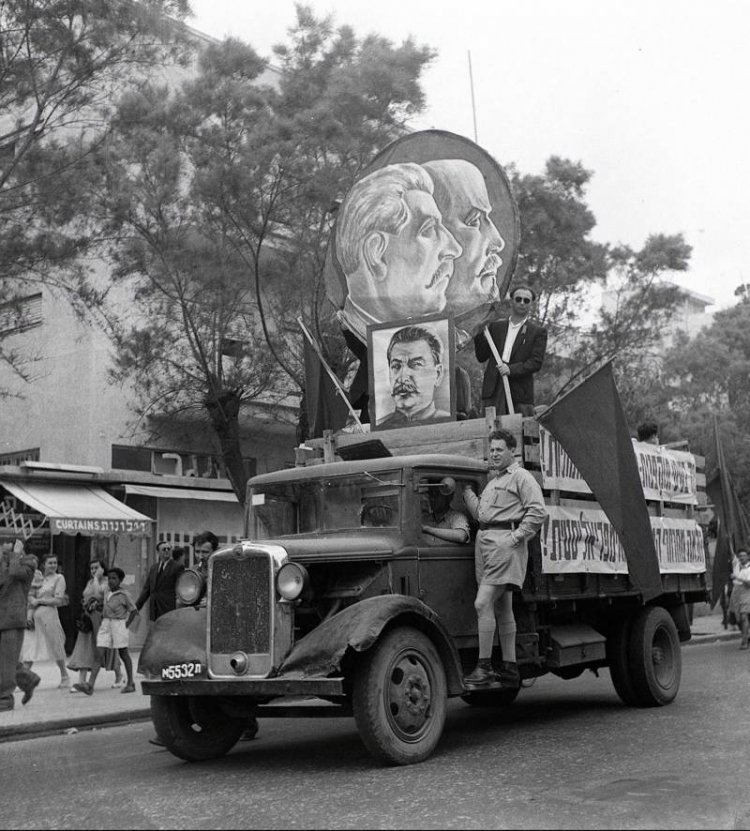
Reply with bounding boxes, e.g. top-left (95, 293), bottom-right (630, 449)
top-left (627, 606), bottom-right (682, 707)
top-left (151, 696), bottom-right (245, 762)
top-left (352, 626), bottom-right (447, 766)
